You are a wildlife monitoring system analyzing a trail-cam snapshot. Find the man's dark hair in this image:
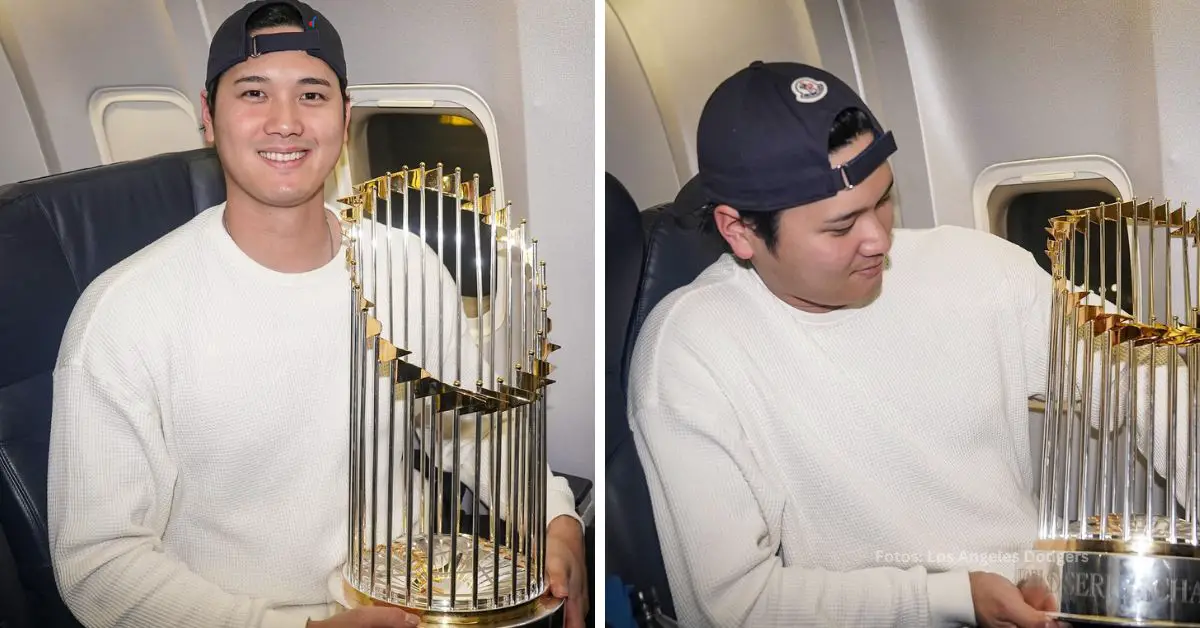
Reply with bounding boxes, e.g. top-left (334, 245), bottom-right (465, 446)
top-left (205, 2), bottom-right (349, 118)
top-left (703, 106), bottom-right (876, 253)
